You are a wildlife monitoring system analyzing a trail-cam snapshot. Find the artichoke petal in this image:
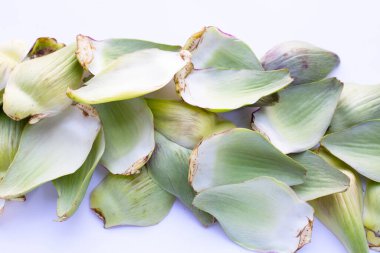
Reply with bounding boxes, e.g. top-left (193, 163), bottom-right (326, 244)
top-left (67, 35), bottom-right (186, 104)
top-left (253, 78), bottom-right (343, 153)
top-left (0, 104), bottom-right (101, 199)
top-left (290, 150), bottom-right (350, 201)
top-left (175, 26), bottom-right (293, 112)
top-left (146, 98), bottom-right (234, 149)
top-left (189, 128), bottom-right (306, 192)
top-left (322, 120), bottom-right (380, 182)
top-left (147, 132), bottom-right (213, 226)
top-left (193, 177), bottom-right (314, 252)
top-left (310, 148), bottom-right (368, 253)
top-left (90, 167), bottom-right (175, 228)
top-left (3, 44), bottom-right (83, 122)
top-left (96, 99), bottom-right (155, 175)
top-left (329, 83), bottom-right (380, 132)
top-left (261, 41), bottom-right (339, 85)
